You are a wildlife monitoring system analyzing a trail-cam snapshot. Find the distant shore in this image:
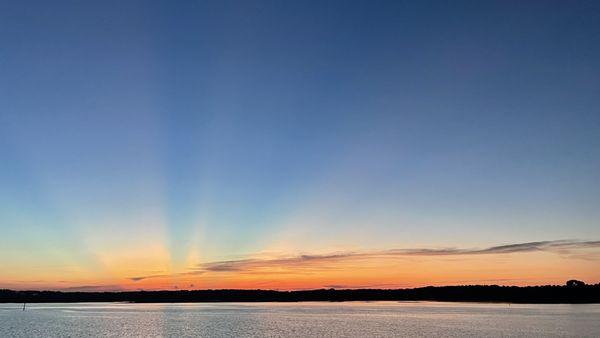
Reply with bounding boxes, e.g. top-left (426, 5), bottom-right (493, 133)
top-left (2, 284), bottom-right (599, 304)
